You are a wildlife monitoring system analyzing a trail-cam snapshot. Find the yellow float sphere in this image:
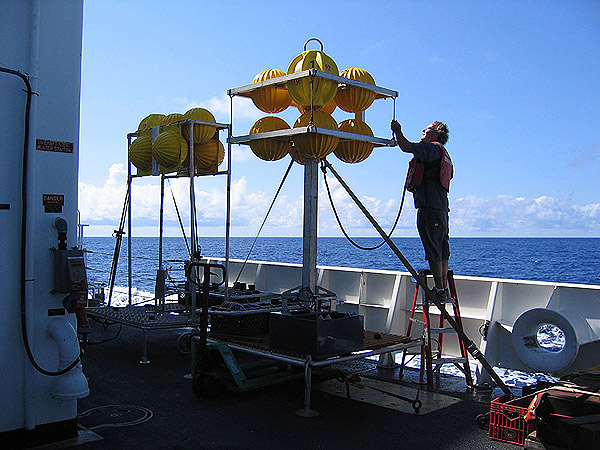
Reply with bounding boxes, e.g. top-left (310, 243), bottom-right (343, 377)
top-left (335, 68), bottom-right (377, 113)
top-left (193, 138), bottom-right (225, 172)
top-left (334, 119), bottom-right (374, 163)
top-left (251, 69), bottom-right (292, 113)
top-left (193, 139), bottom-right (224, 172)
top-left (295, 98), bottom-right (336, 115)
top-left (161, 113), bottom-right (185, 134)
top-left (152, 131), bottom-right (188, 173)
top-left (249, 116), bottom-right (292, 161)
top-left (128, 135), bottom-right (153, 172)
top-left (293, 110), bottom-right (338, 159)
top-left (137, 113), bottom-right (165, 138)
top-left (286, 49), bottom-right (338, 110)
top-left (182, 108), bottom-right (216, 145)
